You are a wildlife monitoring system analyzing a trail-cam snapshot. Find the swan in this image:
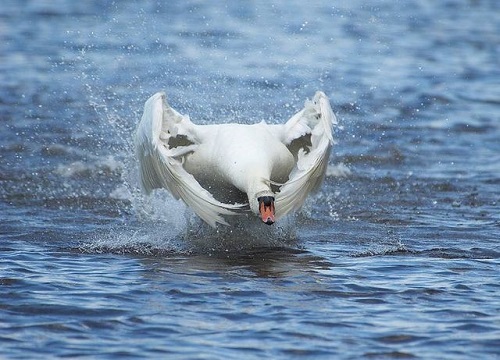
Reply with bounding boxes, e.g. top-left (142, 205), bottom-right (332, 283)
top-left (135, 91), bottom-right (336, 228)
